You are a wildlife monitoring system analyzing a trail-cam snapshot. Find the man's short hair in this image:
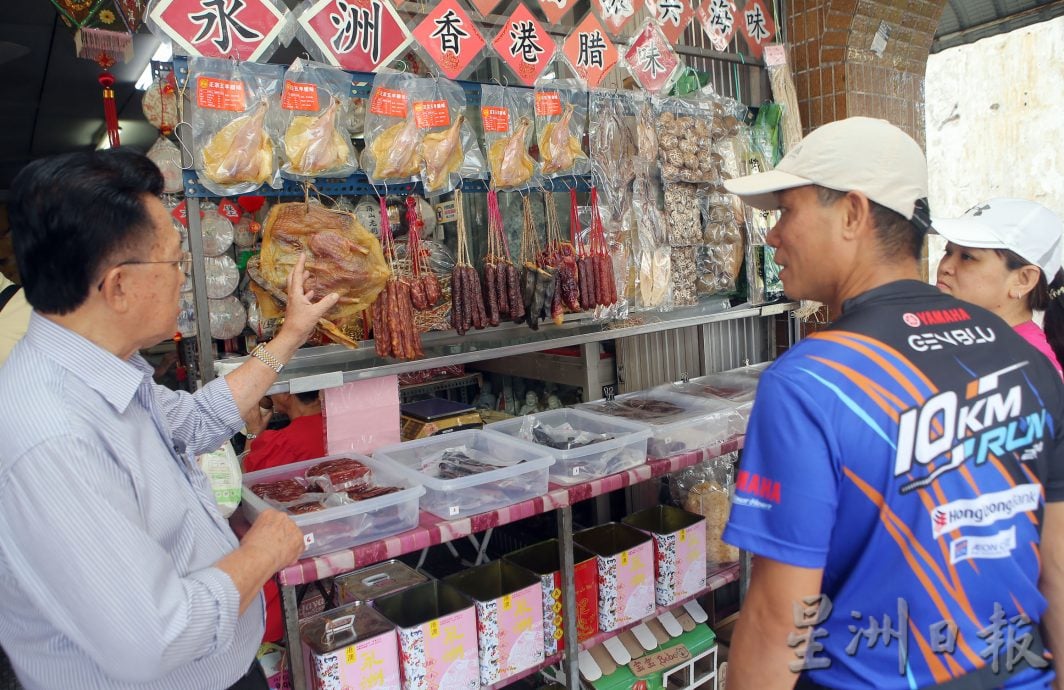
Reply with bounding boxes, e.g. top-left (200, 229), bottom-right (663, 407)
top-left (9, 150), bottom-right (164, 315)
top-left (814, 185), bottom-right (923, 260)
